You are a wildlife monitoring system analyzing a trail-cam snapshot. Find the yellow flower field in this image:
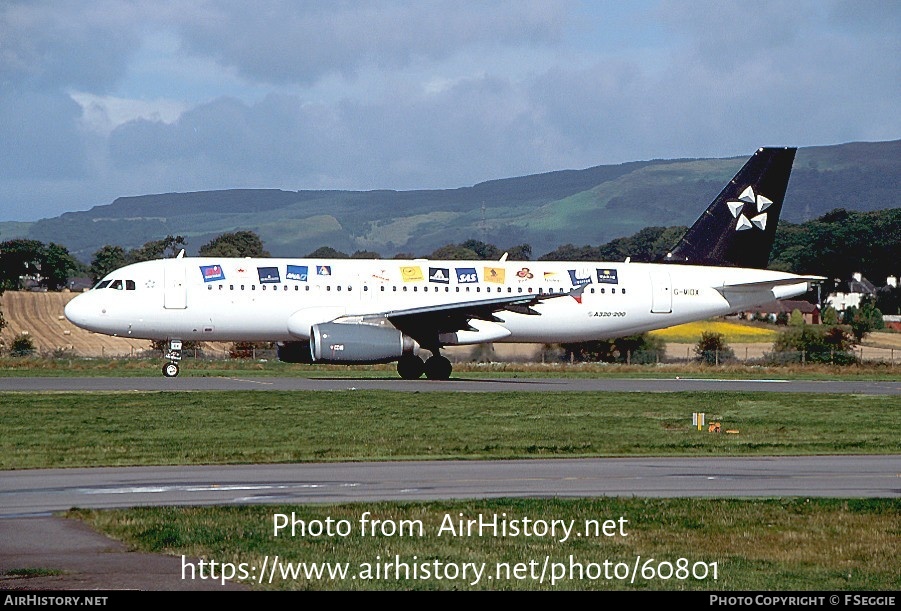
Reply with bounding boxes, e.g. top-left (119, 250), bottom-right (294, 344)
top-left (648, 320), bottom-right (779, 343)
